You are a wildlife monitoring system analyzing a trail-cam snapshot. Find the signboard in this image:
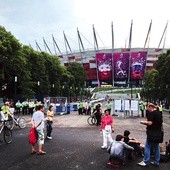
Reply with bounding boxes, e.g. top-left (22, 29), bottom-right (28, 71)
top-left (115, 100), bottom-right (122, 110)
